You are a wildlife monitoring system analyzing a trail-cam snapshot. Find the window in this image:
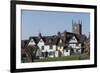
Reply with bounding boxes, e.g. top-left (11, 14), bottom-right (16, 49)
top-left (76, 43), bottom-right (79, 46)
top-left (50, 45), bottom-right (53, 49)
top-left (66, 49), bottom-right (68, 52)
top-left (41, 46), bottom-right (44, 50)
top-left (41, 52), bottom-right (45, 57)
top-left (49, 52), bottom-right (53, 55)
top-left (76, 49), bottom-right (79, 52)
